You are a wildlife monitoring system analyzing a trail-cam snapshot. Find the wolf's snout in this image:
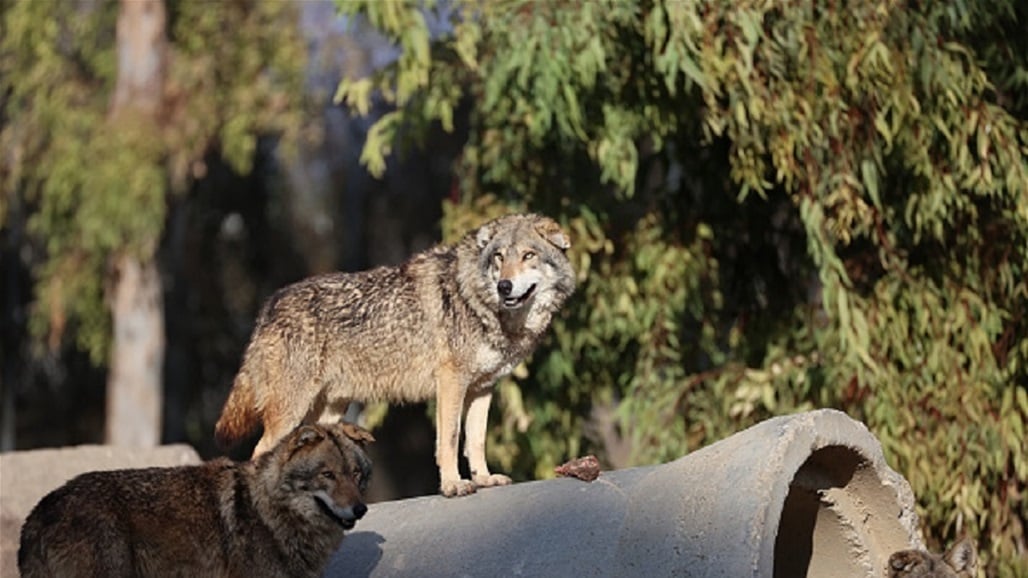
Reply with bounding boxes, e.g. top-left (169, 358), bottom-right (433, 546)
top-left (336, 502), bottom-right (367, 523)
top-left (497, 279), bottom-right (513, 296)
top-left (314, 490), bottom-right (368, 528)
